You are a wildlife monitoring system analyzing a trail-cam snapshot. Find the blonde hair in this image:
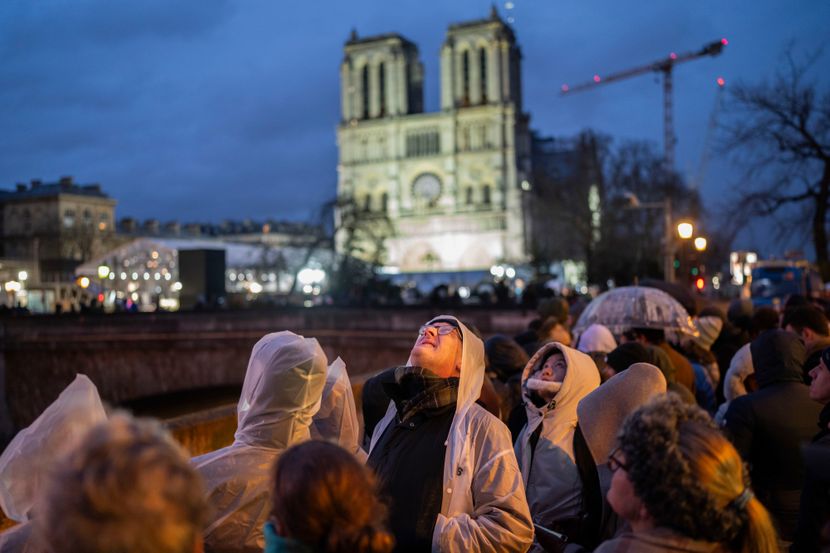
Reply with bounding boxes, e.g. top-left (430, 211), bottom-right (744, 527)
top-left (36, 413), bottom-right (207, 553)
top-left (678, 422), bottom-right (779, 553)
top-left (619, 395), bottom-right (778, 552)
